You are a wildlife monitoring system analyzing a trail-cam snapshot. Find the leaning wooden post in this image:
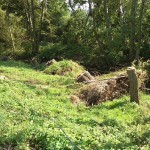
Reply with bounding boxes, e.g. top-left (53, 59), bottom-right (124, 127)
top-left (127, 67), bottom-right (139, 104)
